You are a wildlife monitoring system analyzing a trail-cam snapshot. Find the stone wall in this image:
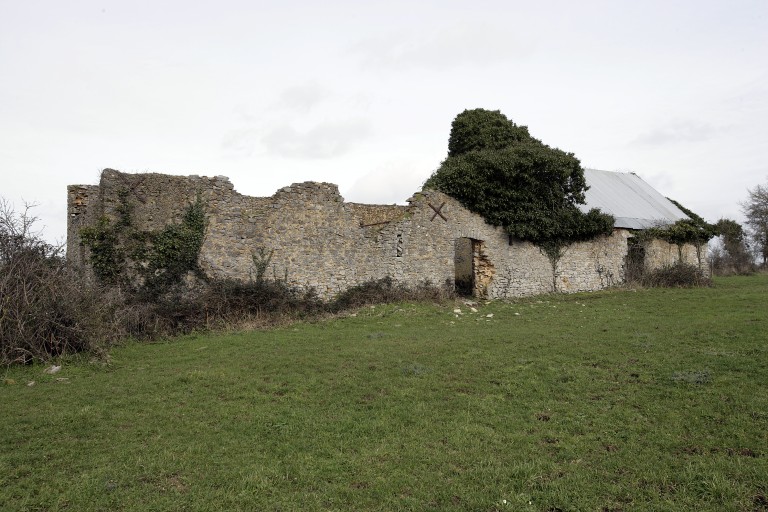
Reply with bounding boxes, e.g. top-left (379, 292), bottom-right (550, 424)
top-left (645, 238), bottom-right (704, 270)
top-left (67, 169), bottom-right (706, 299)
top-left (66, 184), bottom-right (100, 273)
